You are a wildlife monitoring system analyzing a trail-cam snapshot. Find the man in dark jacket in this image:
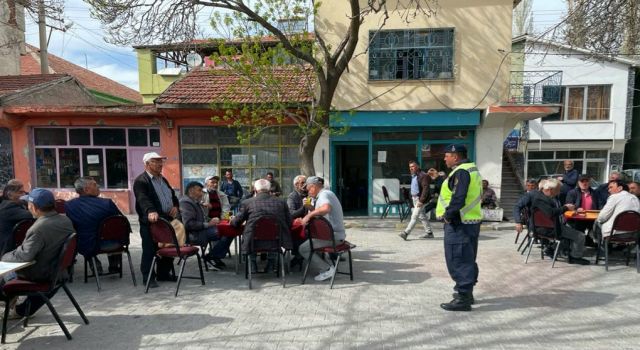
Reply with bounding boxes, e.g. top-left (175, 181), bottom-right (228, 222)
top-left (220, 169), bottom-right (244, 210)
top-left (231, 179), bottom-right (292, 272)
top-left (399, 161), bottom-right (433, 240)
top-left (287, 175), bottom-right (309, 220)
top-left (594, 171), bottom-right (622, 208)
top-left (513, 179), bottom-right (539, 235)
top-left (65, 176), bottom-right (123, 274)
top-left (531, 179), bottom-right (589, 265)
top-left (565, 174), bottom-right (601, 234)
top-left (2, 188), bottom-right (74, 317)
top-left (133, 152), bottom-right (180, 288)
top-left (558, 160), bottom-right (579, 204)
top-left (179, 181), bottom-right (232, 270)
top-left (0, 180), bottom-right (32, 254)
